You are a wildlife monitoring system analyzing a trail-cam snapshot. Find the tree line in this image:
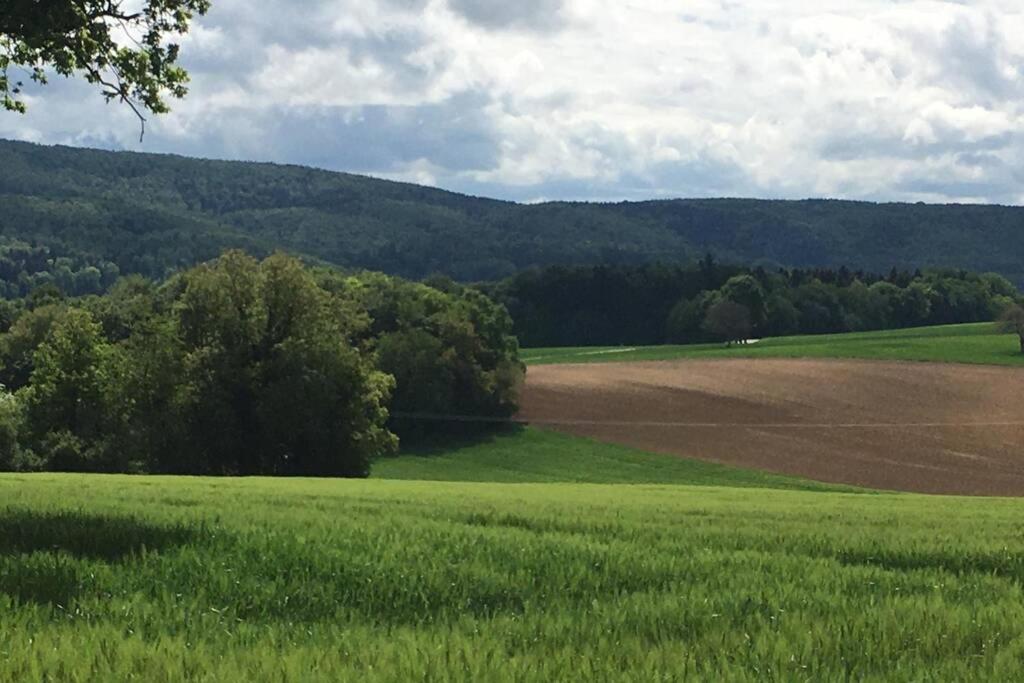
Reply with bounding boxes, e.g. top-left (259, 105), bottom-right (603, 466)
top-left (0, 252), bottom-right (523, 475)
top-left (485, 257), bottom-right (1021, 347)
